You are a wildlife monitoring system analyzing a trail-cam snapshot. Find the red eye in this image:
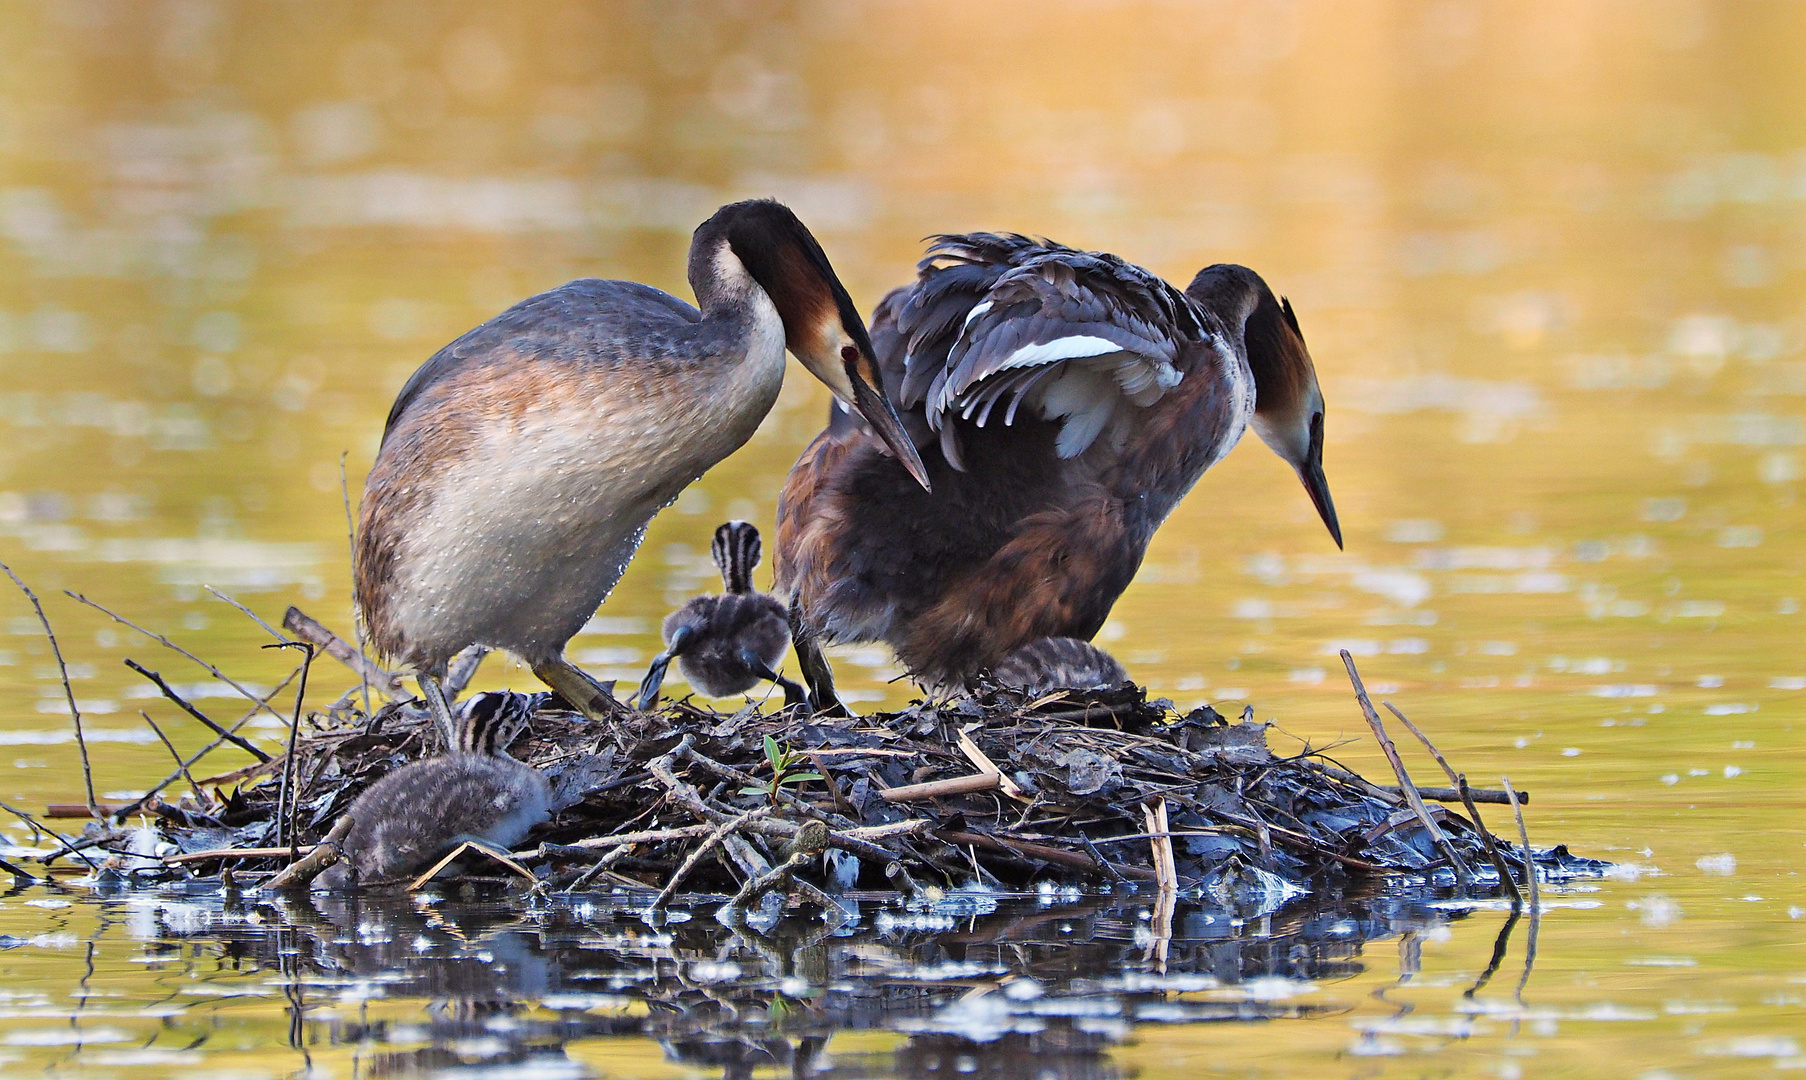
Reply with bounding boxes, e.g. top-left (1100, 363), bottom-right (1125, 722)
top-left (840, 344), bottom-right (859, 363)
